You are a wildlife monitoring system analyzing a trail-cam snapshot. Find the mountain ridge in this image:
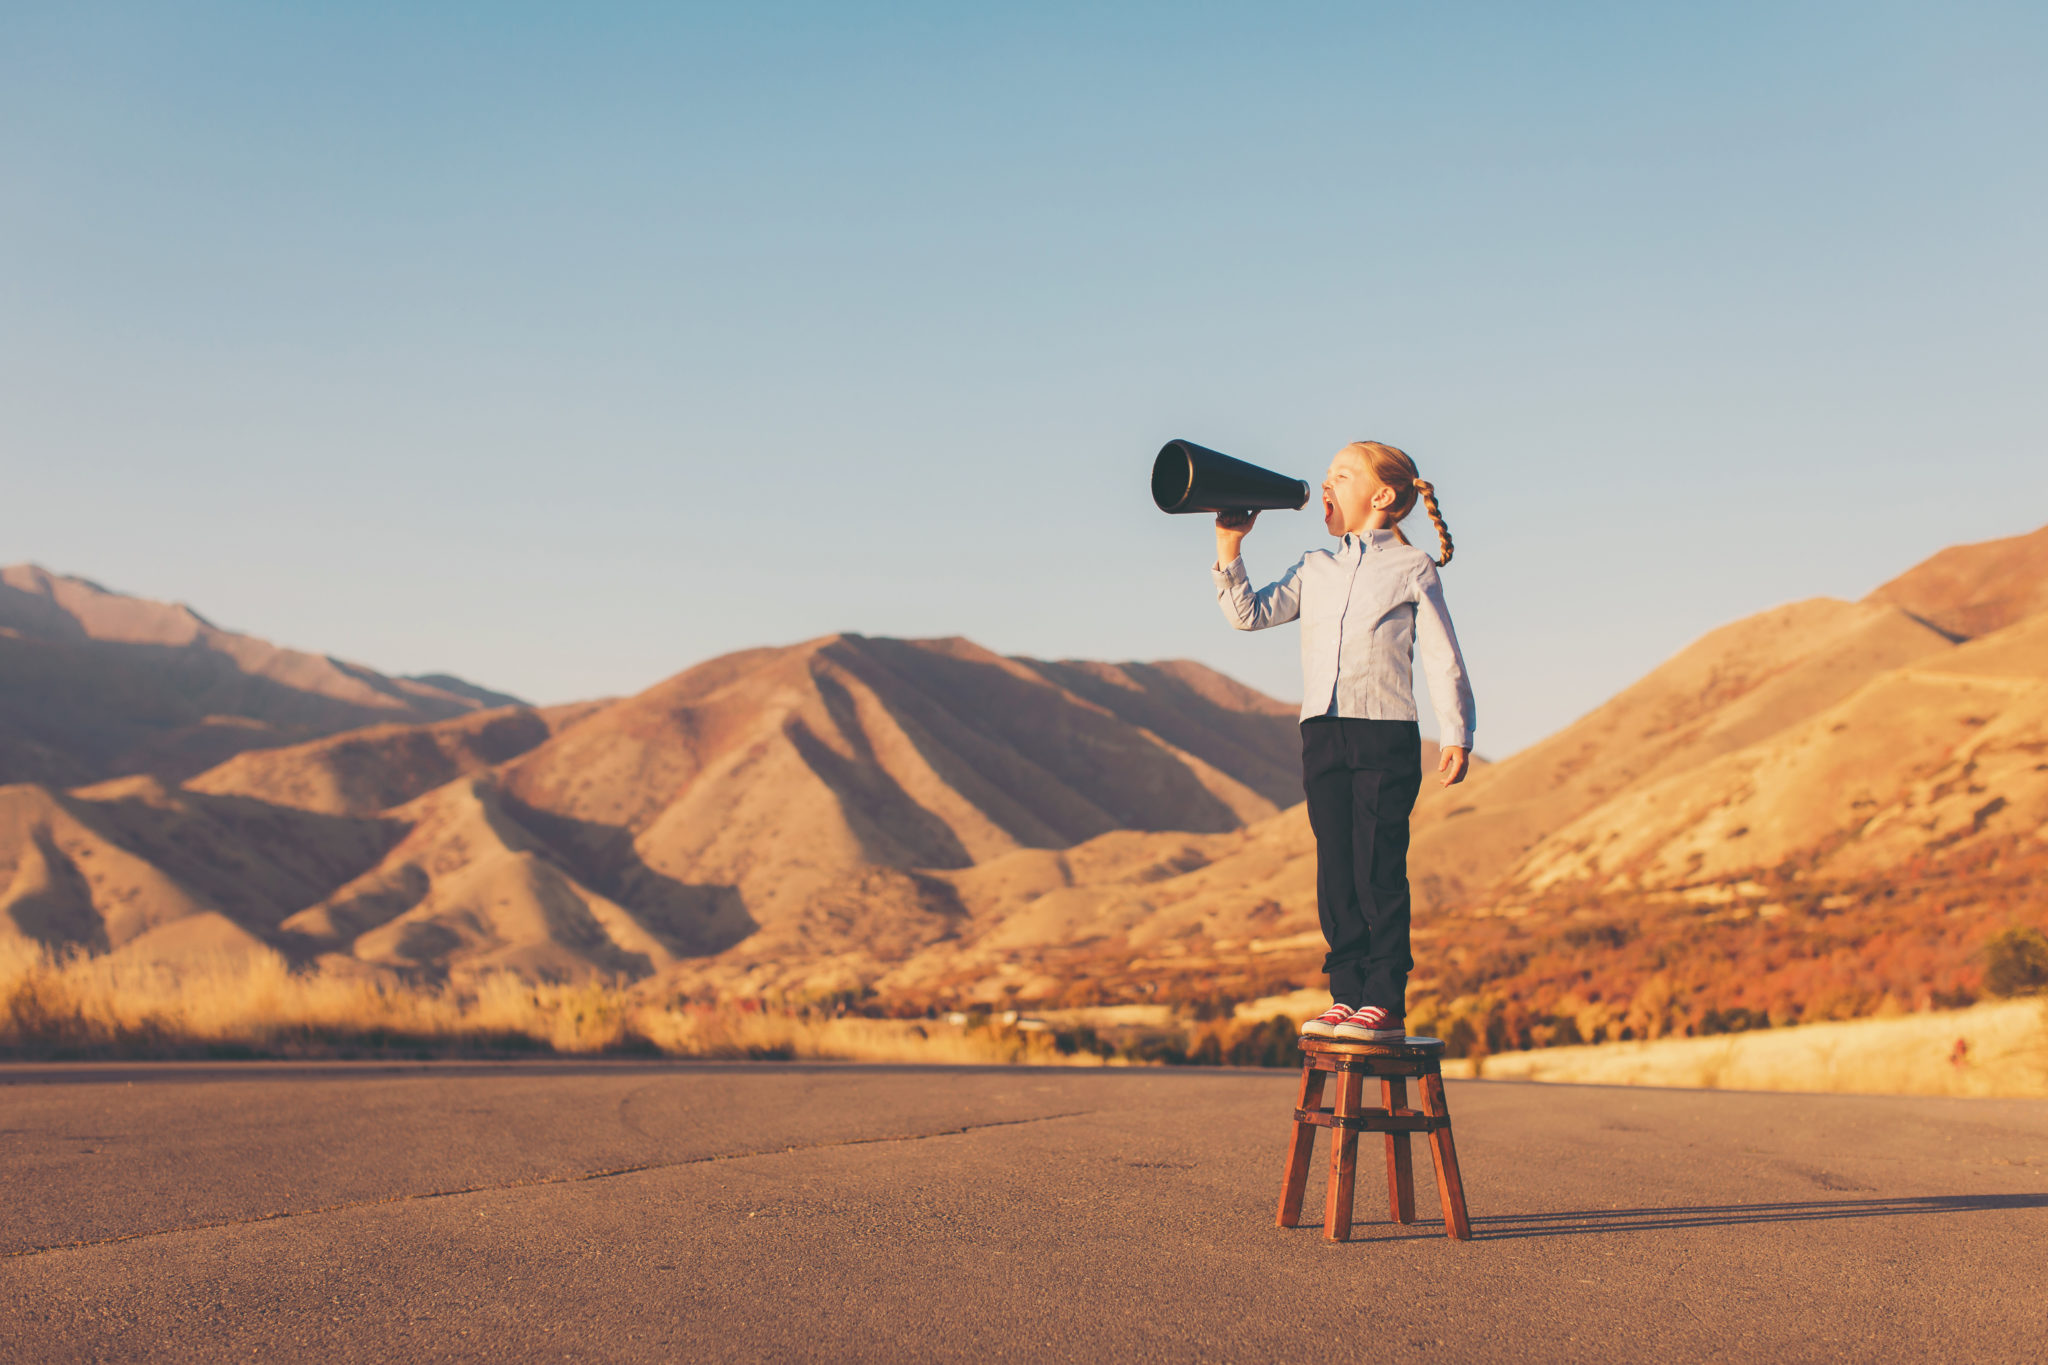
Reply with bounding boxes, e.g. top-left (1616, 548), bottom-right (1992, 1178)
top-left (0, 563), bottom-right (524, 783)
top-left (1864, 522), bottom-right (2048, 640)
